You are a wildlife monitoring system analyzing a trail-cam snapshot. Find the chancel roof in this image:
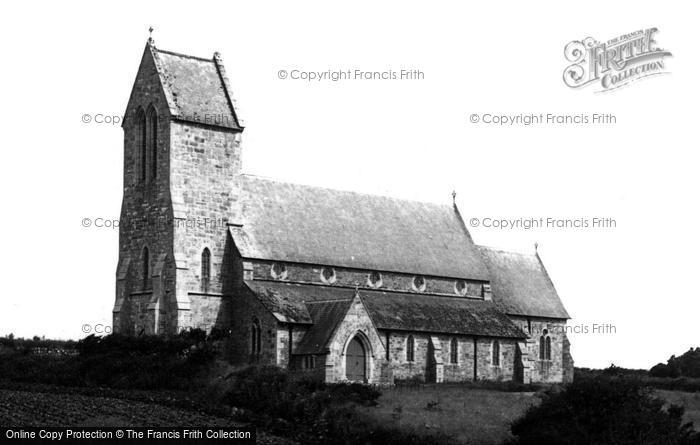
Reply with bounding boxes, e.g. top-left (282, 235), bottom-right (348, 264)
top-left (478, 246), bottom-right (570, 319)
